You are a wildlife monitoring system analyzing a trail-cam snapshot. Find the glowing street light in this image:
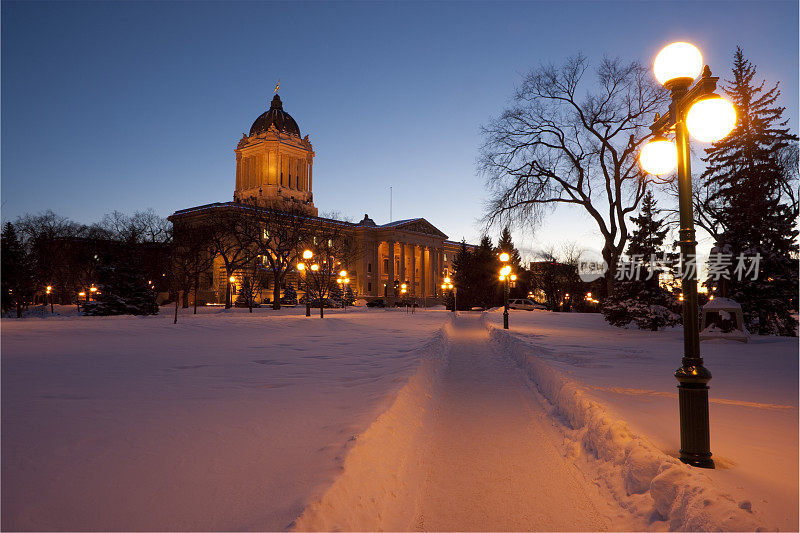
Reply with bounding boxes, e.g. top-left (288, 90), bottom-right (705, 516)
top-left (298, 250), bottom-right (315, 317)
top-left (46, 285), bottom-right (53, 313)
top-left (653, 42), bottom-right (703, 87)
top-left (639, 41), bottom-right (737, 469)
top-left (499, 254), bottom-right (513, 329)
top-left (441, 276), bottom-right (456, 313)
top-left (639, 137), bottom-right (678, 175)
top-left (686, 95), bottom-right (736, 142)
